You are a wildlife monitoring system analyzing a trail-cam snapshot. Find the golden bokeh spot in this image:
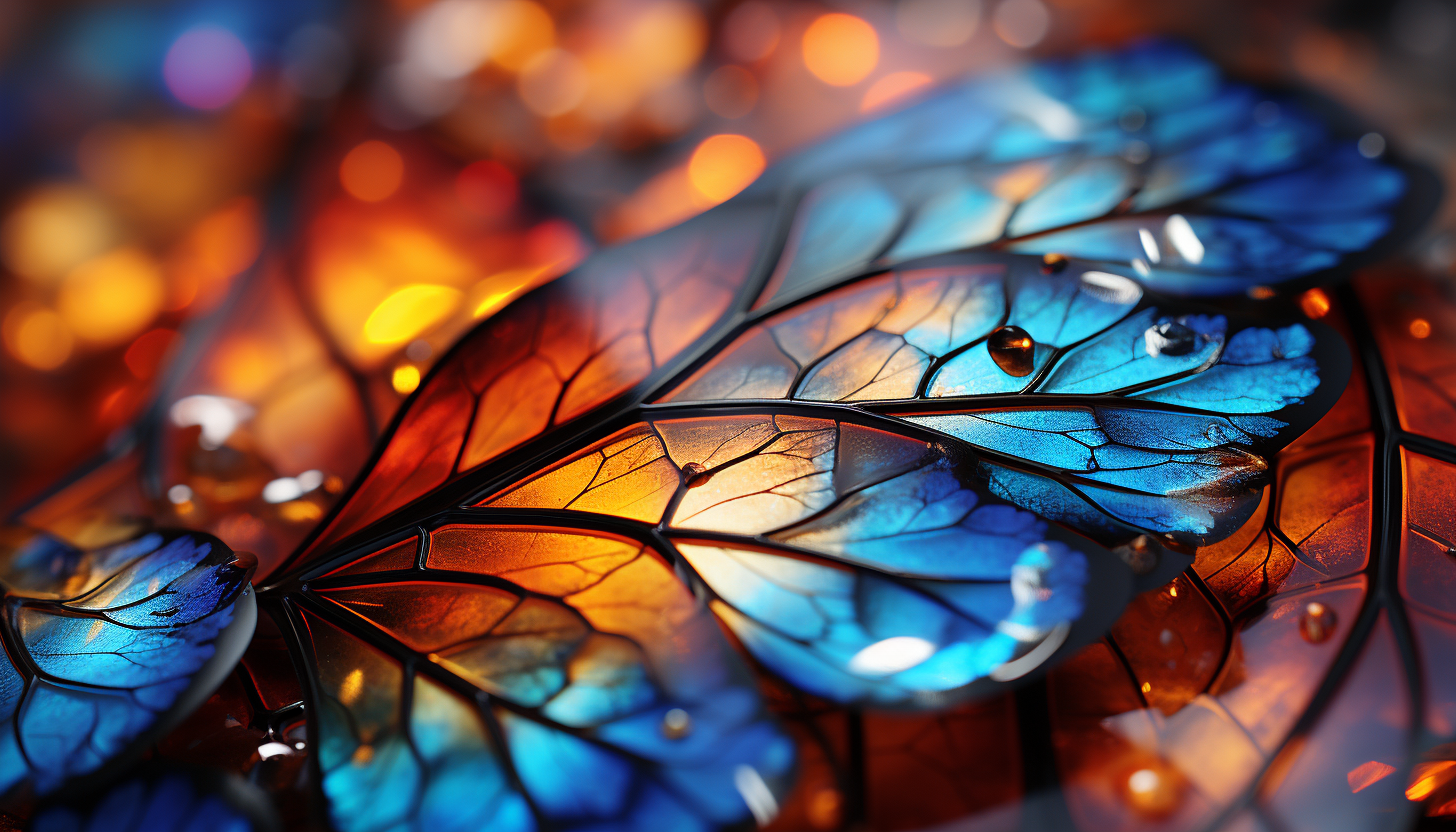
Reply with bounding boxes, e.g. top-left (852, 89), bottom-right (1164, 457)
top-left (3, 304), bottom-right (74, 370)
top-left (58, 247), bottom-right (165, 345)
top-left (2, 184), bottom-right (116, 283)
top-left (392, 364), bottom-right (422, 395)
top-left (364, 284), bottom-right (463, 345)
top-left (338, 668), bottom-right (364, 705)
top-left (279, 501), bottom-right (324, 523)
top-left (491, 0), bottom-right (556, 72)
top-left (625, 2), bottom-right (707, 81)
top-left (1299, 288), bottom-right (1331, 319)
top-left (1411, 318), bottom-right (1433, 339)
top-left (340, 141), bottom-right (404, 203)
top-left (688, 134), bottom-right (765, 203)
top-left (802, 13), bottom-right (879, 87)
